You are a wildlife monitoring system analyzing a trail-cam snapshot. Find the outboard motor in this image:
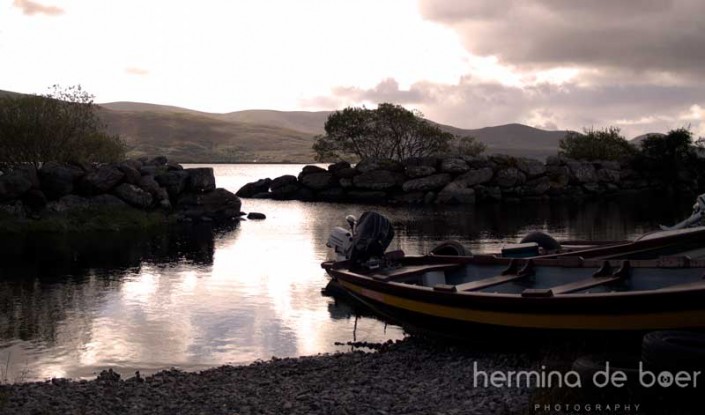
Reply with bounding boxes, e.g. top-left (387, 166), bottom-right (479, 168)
top-left (349, 211), bottom-right (394, 268)
top-left (660, 193), bottom-right (705, 230)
